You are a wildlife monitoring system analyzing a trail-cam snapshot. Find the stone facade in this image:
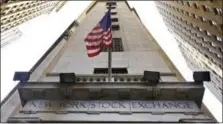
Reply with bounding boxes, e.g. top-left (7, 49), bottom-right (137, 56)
top-left (34, 1), bottom-right (184, 82)
top-left (155, 1), bottom-right (222, 103)
top-left (1, 1), bottom-right (215, 123)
